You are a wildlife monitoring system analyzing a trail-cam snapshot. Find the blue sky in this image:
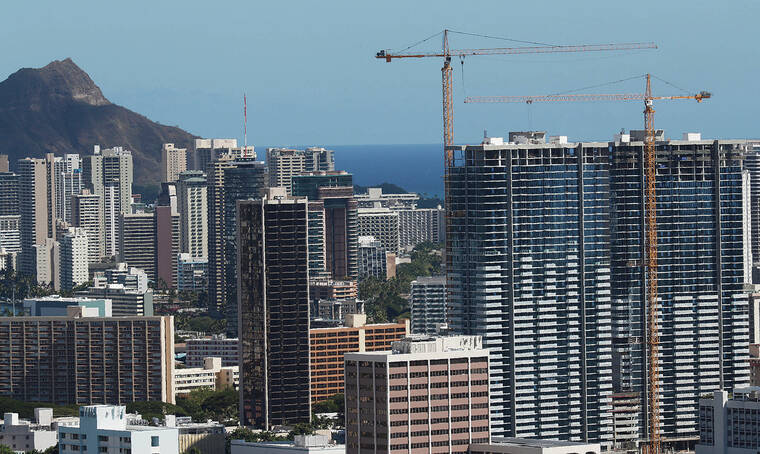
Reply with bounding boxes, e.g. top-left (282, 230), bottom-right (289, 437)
top-left (3, 0), bottom-right (759, 146)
